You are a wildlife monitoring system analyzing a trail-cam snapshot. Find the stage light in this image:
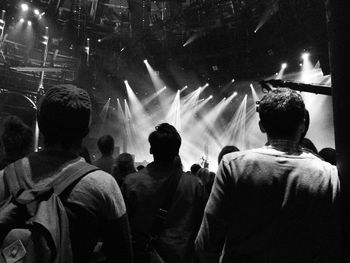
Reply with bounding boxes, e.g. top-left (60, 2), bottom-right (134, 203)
top-left (143, 59), bottom-right (148, 64)
top-left (231, 79), bottom-right (235, 83)
top-left (124, 80), bottom-right (128, 84)
top-left (27, 20), bottom-right (32, 26)
top-left (34, 9), bottom-right (40, 15)
top-left (281, 63), bottom-right (287, 69)
top-left (302, 52), bottom-right (310, 60)
top-left (98, 39), bottom-right (101, 43)
top-left (19, 18), bottom-right (25, 23)
top-left (300, 63), bottom-right (303, 67)
top-left (209, 95), bottom-right (213, 99)
top-left (21, 3), bottom-right (29, 11)
top-left (164, 86), bottom-right (167, 89)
